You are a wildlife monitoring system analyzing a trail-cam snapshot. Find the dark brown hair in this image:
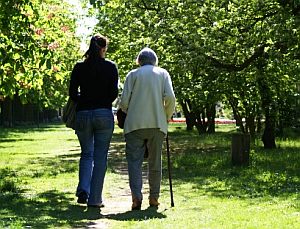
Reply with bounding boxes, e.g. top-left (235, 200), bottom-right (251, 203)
top-left (83, 34), bottom-right (109, 61)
